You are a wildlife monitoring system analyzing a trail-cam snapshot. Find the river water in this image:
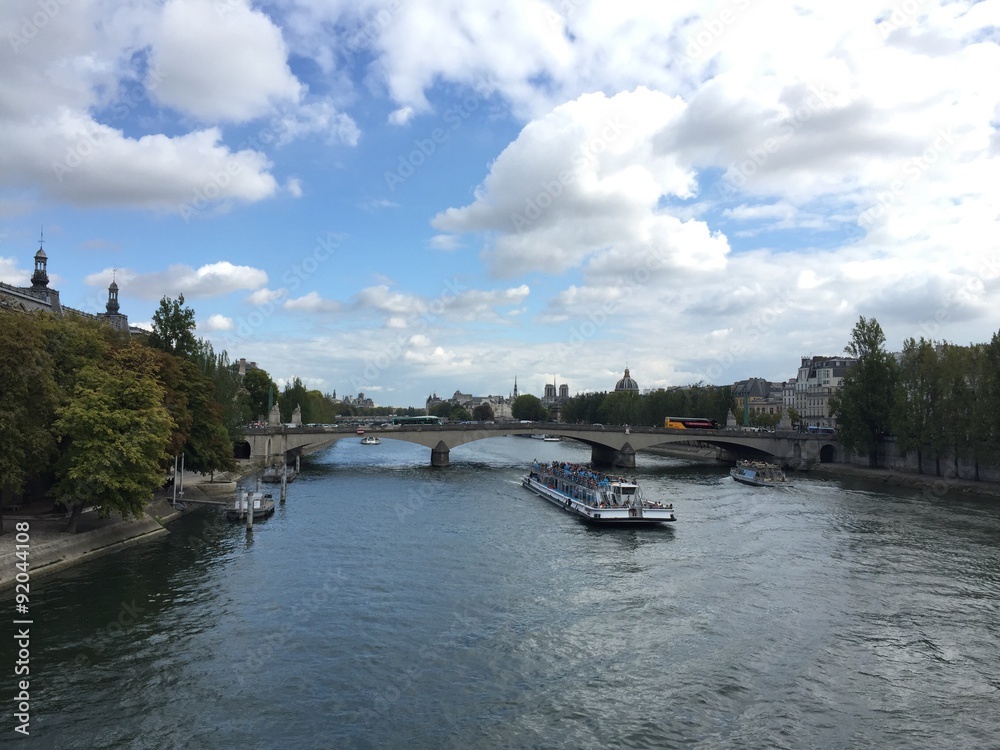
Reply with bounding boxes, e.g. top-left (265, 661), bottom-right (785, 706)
top-left (4, 436), bottom-right (1000, 749)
